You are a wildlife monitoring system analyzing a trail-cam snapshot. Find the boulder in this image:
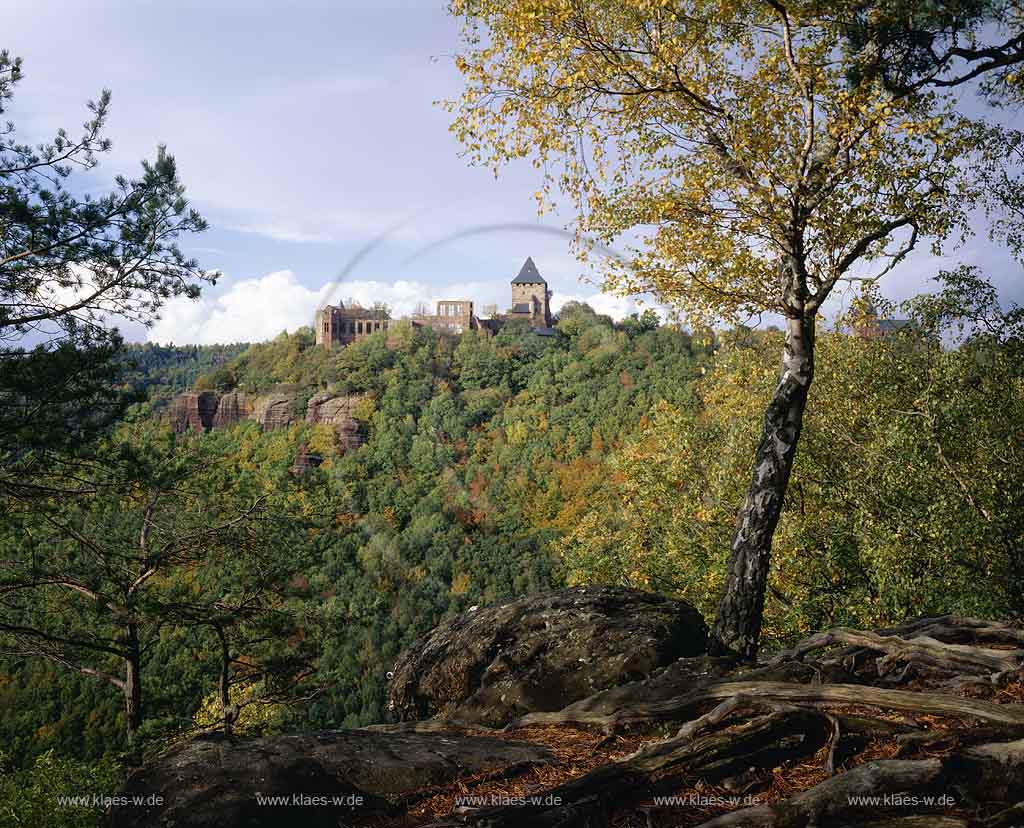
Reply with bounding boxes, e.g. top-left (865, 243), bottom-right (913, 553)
top-left (168, 392), bottom-right (220, 433)
top-left (106, 729), bottom-right (551, 828)
top-left (386, 584), bottom-right (708, 728)
top-left (306, 392), bottom-right (364, 450)
top-left (252, 393), bottom-right (295, 431)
